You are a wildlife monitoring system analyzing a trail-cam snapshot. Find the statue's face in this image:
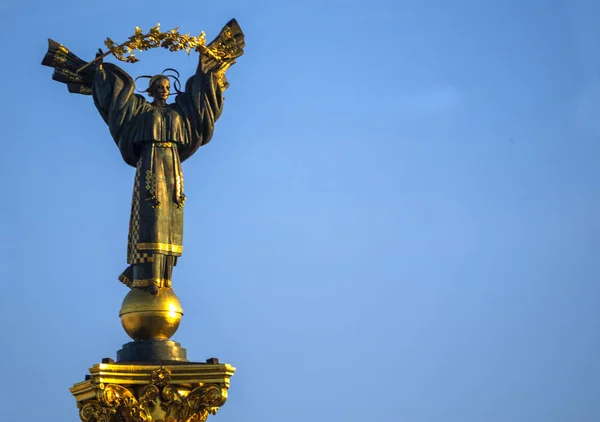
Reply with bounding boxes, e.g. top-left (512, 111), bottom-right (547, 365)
top-left (152, 78), bottom-right (170, 101)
